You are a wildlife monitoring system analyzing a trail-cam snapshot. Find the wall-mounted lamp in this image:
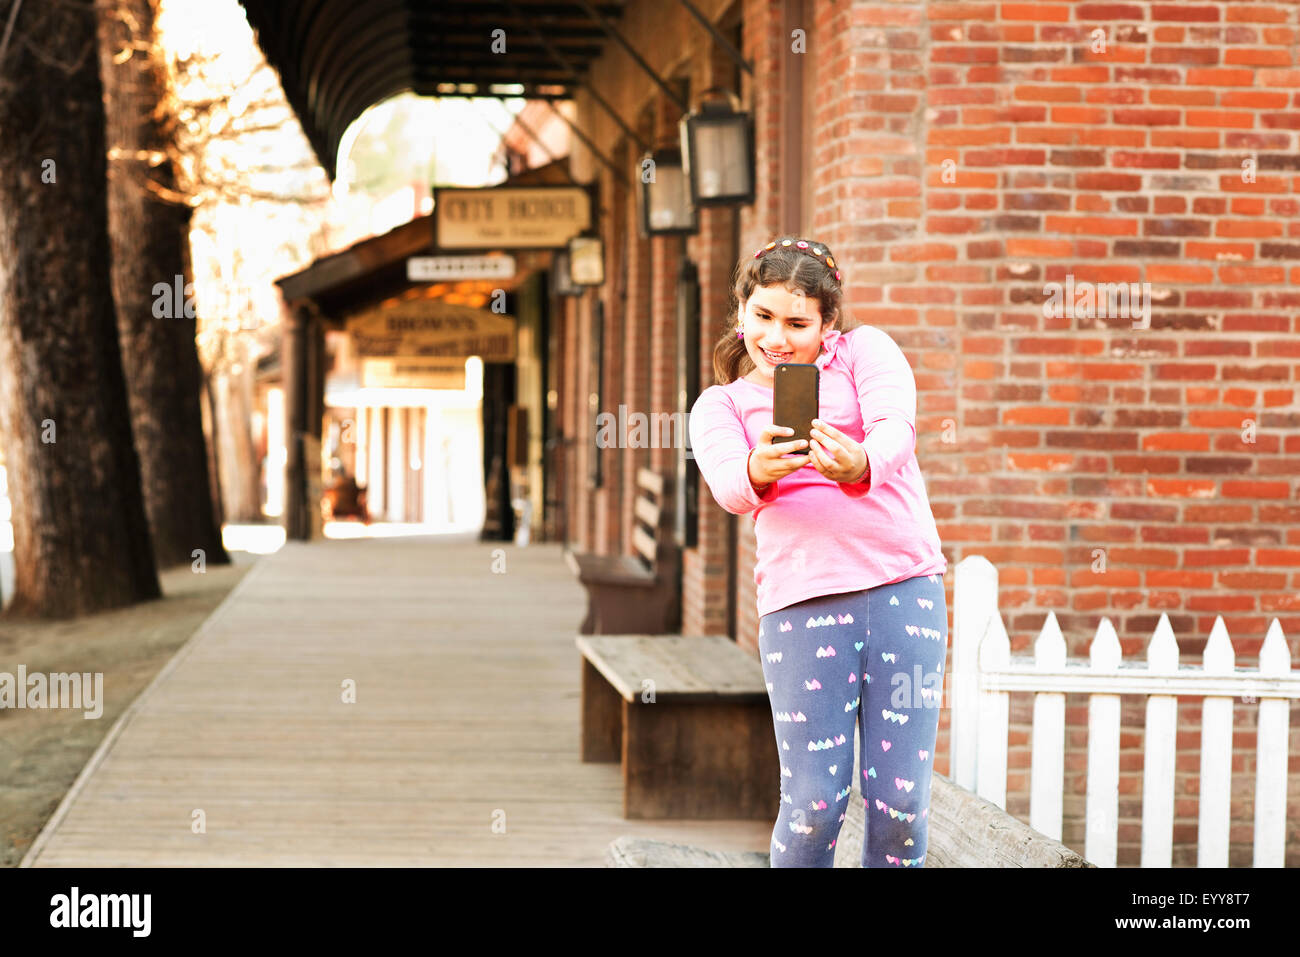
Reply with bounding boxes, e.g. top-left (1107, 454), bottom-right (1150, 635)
top-left (639, 146), bottom-right (697, 238)
top-left (679, 87), bottom-right (755, 207)
top-left (568, 233), bottom-right (605, 287)
top-left (553, 249), bottom-right (582, 297)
